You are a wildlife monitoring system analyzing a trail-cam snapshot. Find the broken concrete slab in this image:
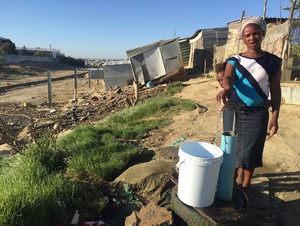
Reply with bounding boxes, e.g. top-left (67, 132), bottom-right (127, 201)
top-left (125, 201), bottom-right (173, 226)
